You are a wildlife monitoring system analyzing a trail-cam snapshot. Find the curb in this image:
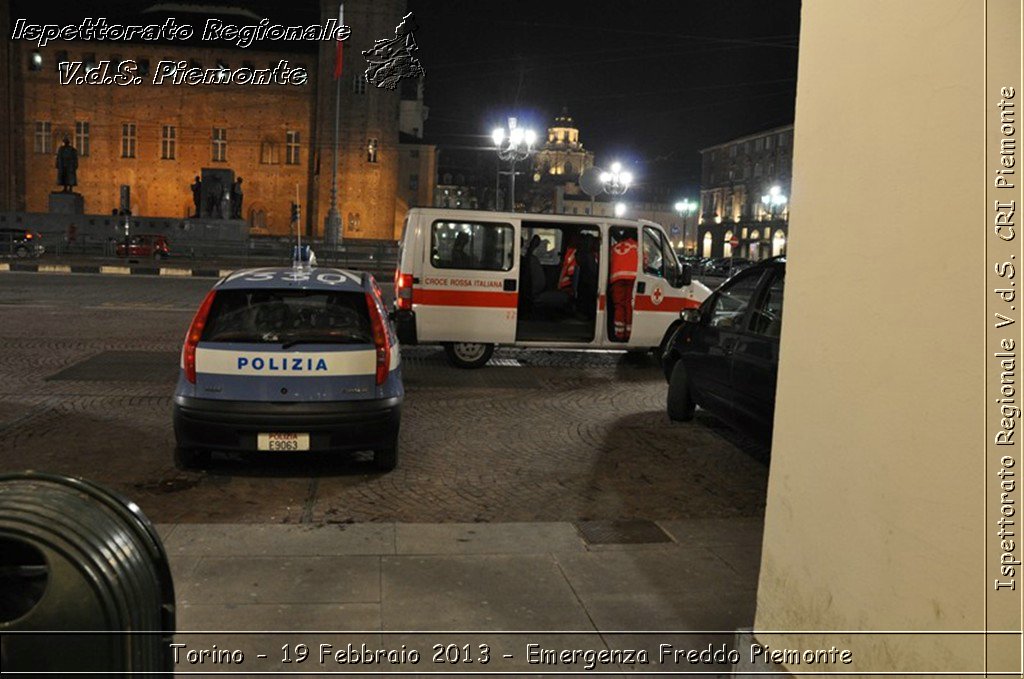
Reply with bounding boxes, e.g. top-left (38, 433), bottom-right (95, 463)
top-left (0, 262), bottom-right (233, 278)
